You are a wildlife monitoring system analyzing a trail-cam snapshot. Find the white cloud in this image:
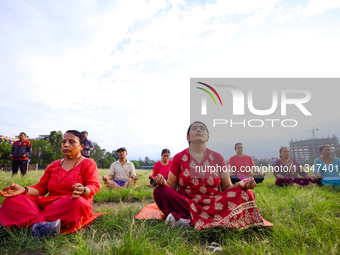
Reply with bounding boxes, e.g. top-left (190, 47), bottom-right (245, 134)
top-left (1, 0), bottom-right (340, 159)
top-left (301, 0), bottom-right (340, 19)
top-left (273, 8), bottom-right (294, 23)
